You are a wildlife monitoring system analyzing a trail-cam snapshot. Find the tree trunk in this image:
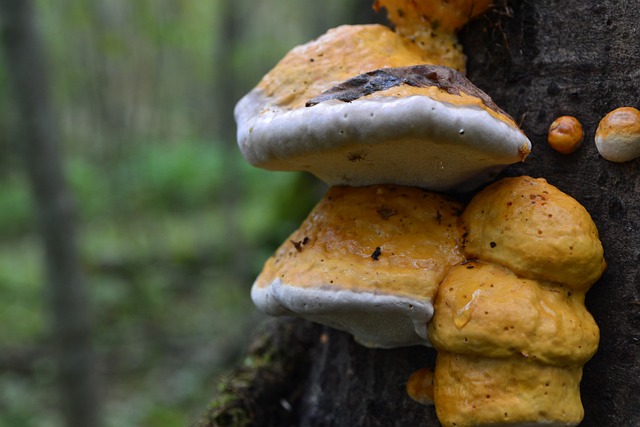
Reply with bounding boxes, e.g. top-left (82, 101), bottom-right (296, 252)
top-left (459, 2), bottom-right (640, 425)
top-left (0, 2), bottom-right (101, 427)
top-left (200, 1), bottom-right (640, 426)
